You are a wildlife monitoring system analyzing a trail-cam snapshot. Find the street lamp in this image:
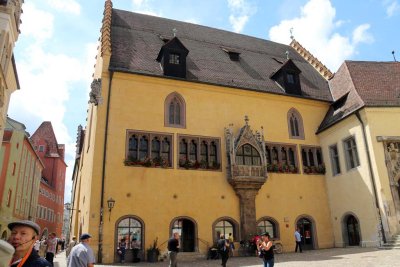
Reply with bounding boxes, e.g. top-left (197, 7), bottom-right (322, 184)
top-left (107, 197), bottom-right (115, 221)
